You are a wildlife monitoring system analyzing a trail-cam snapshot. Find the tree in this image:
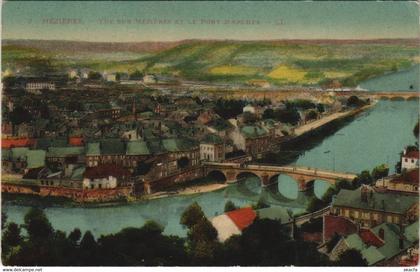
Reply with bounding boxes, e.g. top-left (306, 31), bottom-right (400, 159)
top-left (316, 103), bottom-right (325, 113)
top-left (188, 218), bottom-right (218, 245)
top-left (2, 211), bottom-right (7, 229)
top-left (307, 197), bottom-right (326, 213)
top-left (371, 164), bottom-right (389, 180)
top-left (335, 249), bottom-right (368, 266)
top-left (180, 202), bottom-right (206, 229)
top-left (23, 208), bottom-right (53, 241)
top-left (414, 121), bottom-right (419, 138)
top-left (242, 112), bottom-right (257, 124)
top-left (275, 107), bottom-right (301, 125)
top-left (305, 109), bottom-right (318, 121)
top-left (262, 108), bottom-right (275, 119)
top-left (2, 223), bottom-right (22, 255)
top-left (129, 70), bottom-right (144, 80)
top-left (354, 170), bottom-right (373, 186)
top-left (80, 231), bottom-right (96, 251)
top-left (252, 198), bottom-right (270, 210)
top-left (68, 228), bottom-right (82, 246)
top-left (9, 106), bottom-right (32, 126)
top-left (347, 96), bottom-right (366, 107)
top-left (88, 71), bottom-right (102, 80)
top-left (224, 201), bottom-right (238, 212)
